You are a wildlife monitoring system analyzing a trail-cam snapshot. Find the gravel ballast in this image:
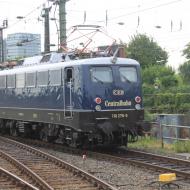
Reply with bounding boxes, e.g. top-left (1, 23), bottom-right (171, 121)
top-left (37, 147), bottom-right (190, 190)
